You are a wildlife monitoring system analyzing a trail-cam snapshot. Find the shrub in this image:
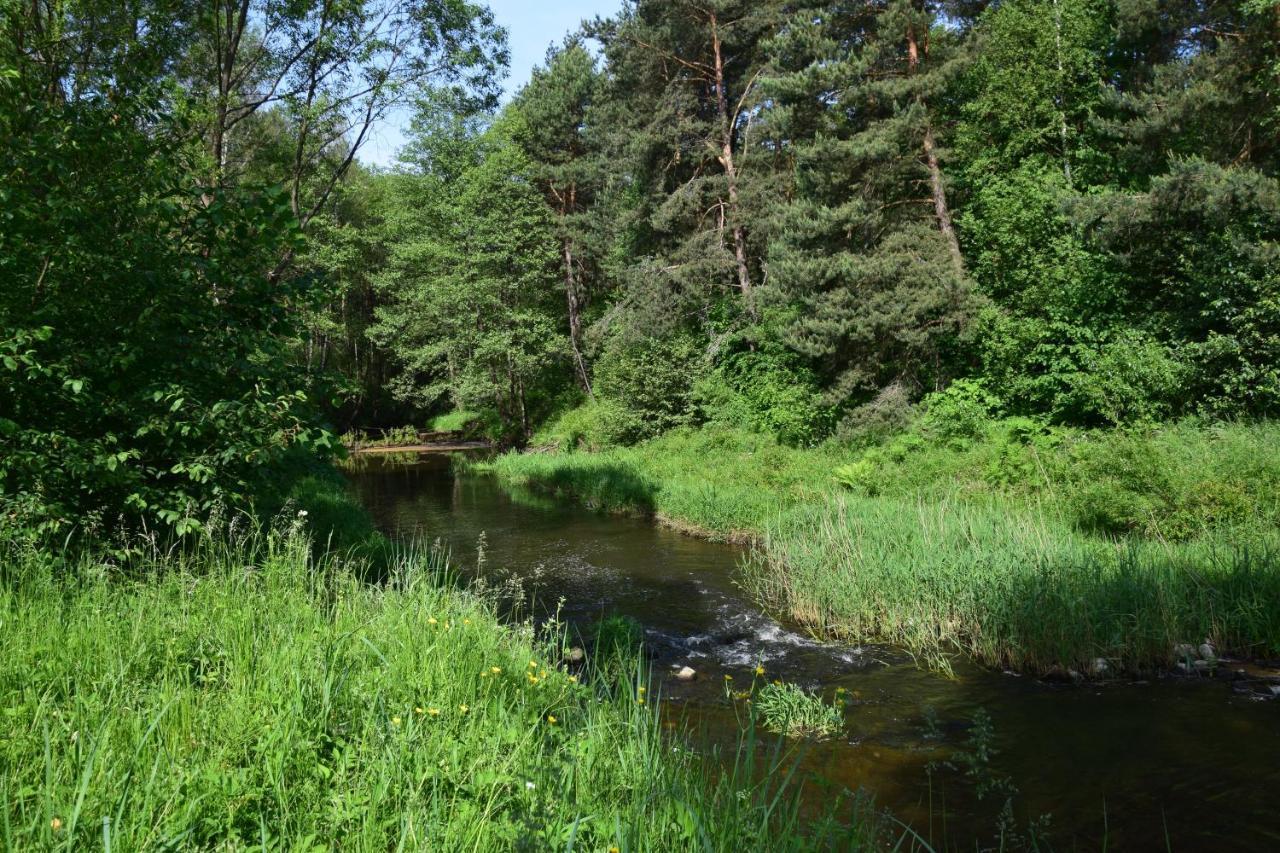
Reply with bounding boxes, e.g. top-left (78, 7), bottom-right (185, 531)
top-left (698, 344), bottom-right (834, 446)
top-left (535, 399), bottom-right (645, 450)
top-left (919, 378), bottom-right (1003, 446)
top-left (593, 333), bottom-right (703, 440)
